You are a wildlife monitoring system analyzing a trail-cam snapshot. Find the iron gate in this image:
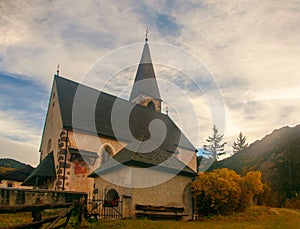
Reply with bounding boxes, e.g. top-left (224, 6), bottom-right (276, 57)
top-left (87, 188), bottom-right (123, 219)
